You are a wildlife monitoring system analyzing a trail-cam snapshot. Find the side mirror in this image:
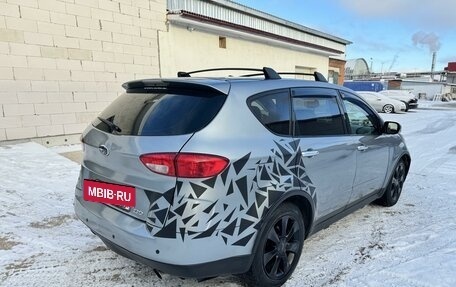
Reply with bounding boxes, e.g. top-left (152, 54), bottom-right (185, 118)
top-left (383, 121), bottom-right (401, 134)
